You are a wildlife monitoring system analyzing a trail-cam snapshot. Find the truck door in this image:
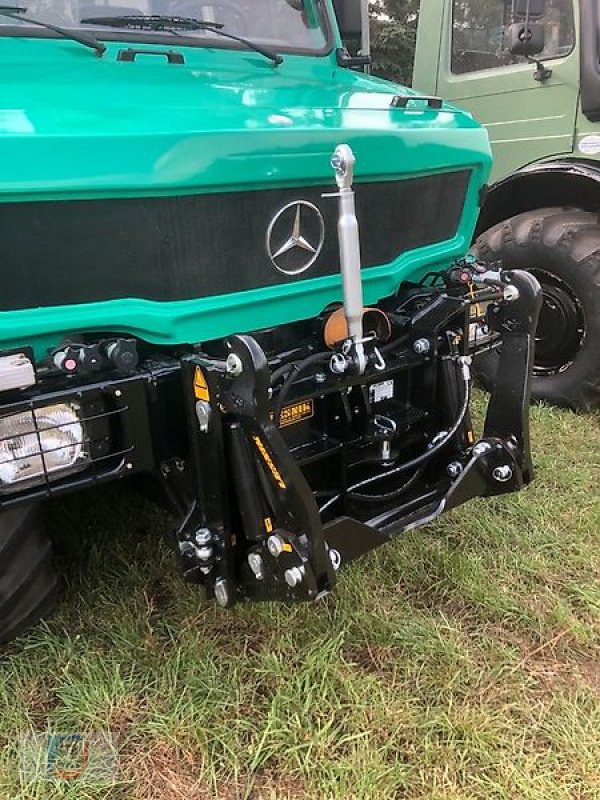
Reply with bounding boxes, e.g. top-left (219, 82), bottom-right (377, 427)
top-left (417, 0), bottom-right (579, 183)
